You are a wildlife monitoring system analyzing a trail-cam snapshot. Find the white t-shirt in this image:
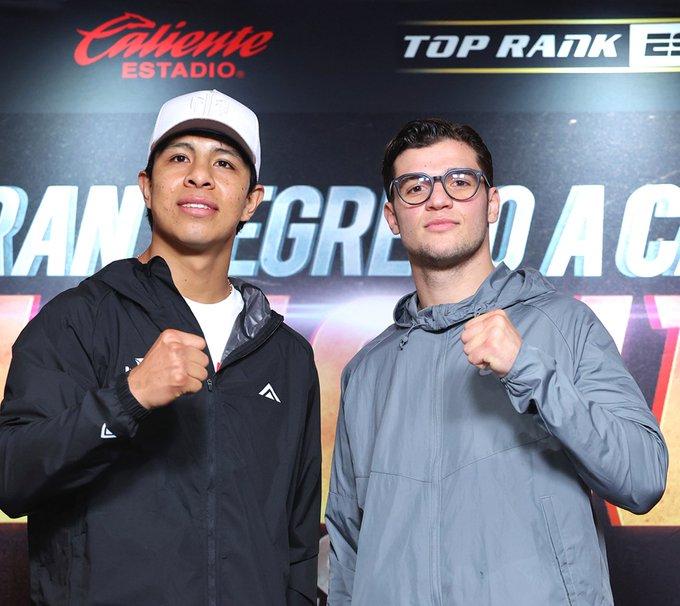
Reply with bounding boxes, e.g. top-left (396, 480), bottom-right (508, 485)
top-left (184, 287), bottom-right (244, 369)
